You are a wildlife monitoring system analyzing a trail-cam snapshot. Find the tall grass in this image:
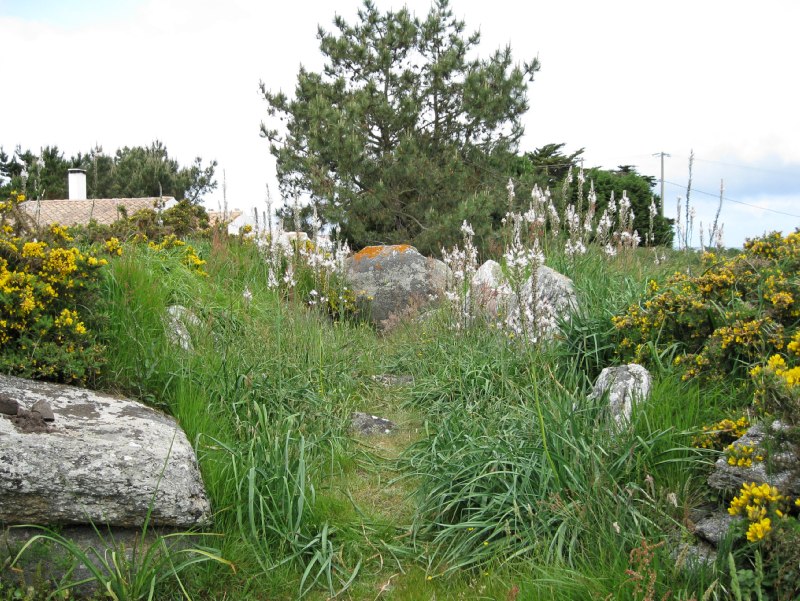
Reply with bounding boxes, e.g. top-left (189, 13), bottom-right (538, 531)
top-left (89, 240), bottom-right (380, 598)
top-left (12, 234), bottom-right (732, 600)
